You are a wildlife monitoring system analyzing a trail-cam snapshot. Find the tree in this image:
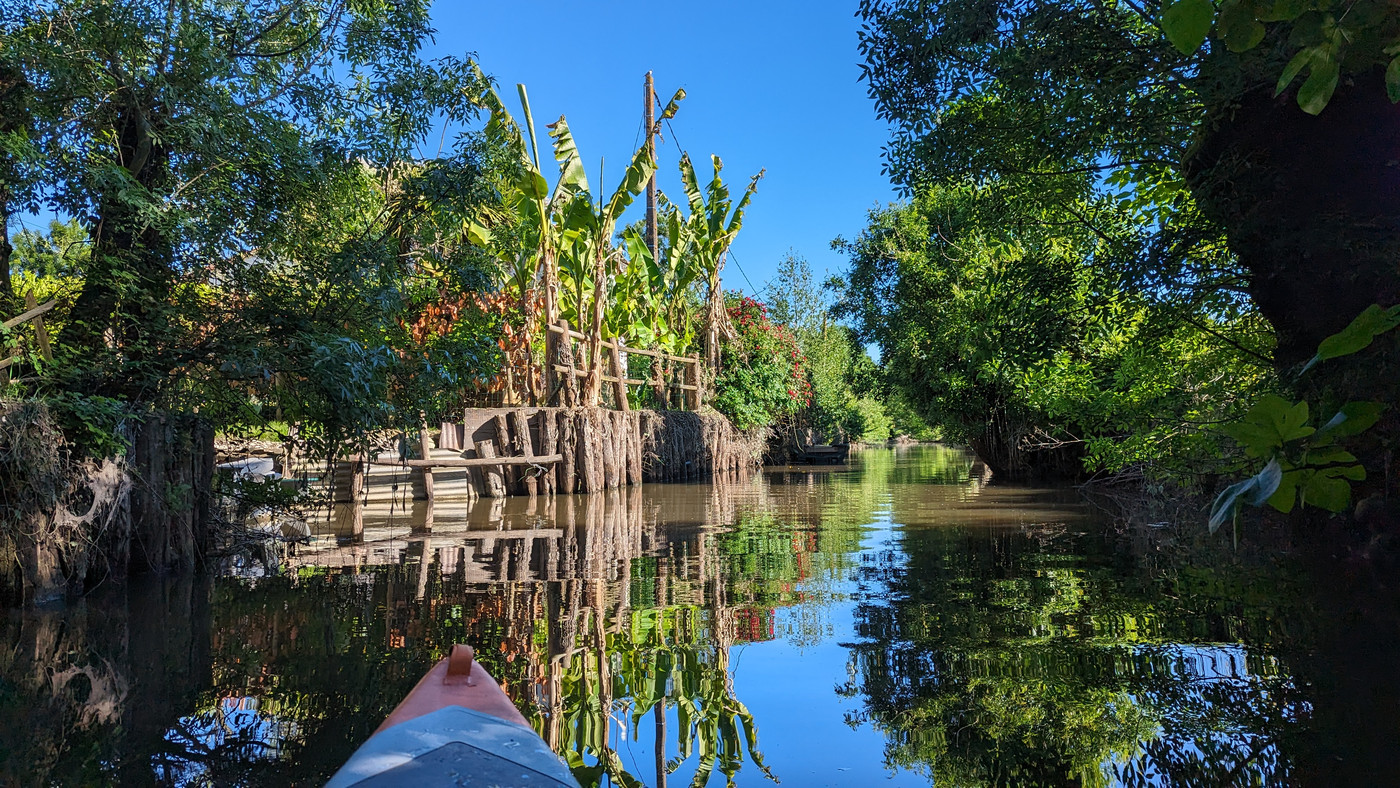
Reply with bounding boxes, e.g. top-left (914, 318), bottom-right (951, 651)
top-left (835, 182), bottom-right (1270, 479)
top-left (855, 0), bottom-right (1400, 386)
top-left (6, 0), bottom-right (485, 403)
